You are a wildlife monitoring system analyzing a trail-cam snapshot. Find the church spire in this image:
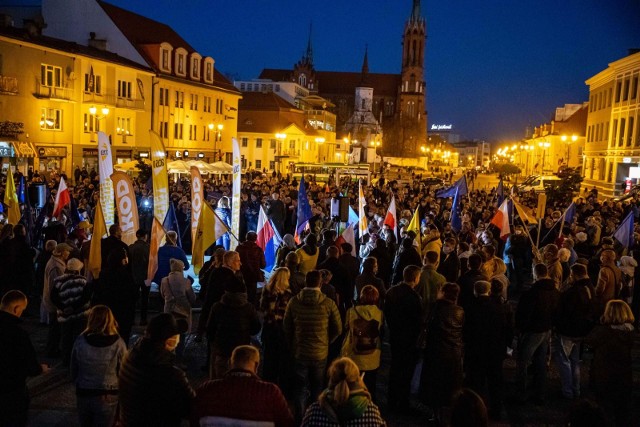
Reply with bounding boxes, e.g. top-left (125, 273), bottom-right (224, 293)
top-left (410, 0), bottom-right (421, 22)
top-left (304, 22), bottom-right (313, 65)
top-left (361, 45), bottom-right (369, 83)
